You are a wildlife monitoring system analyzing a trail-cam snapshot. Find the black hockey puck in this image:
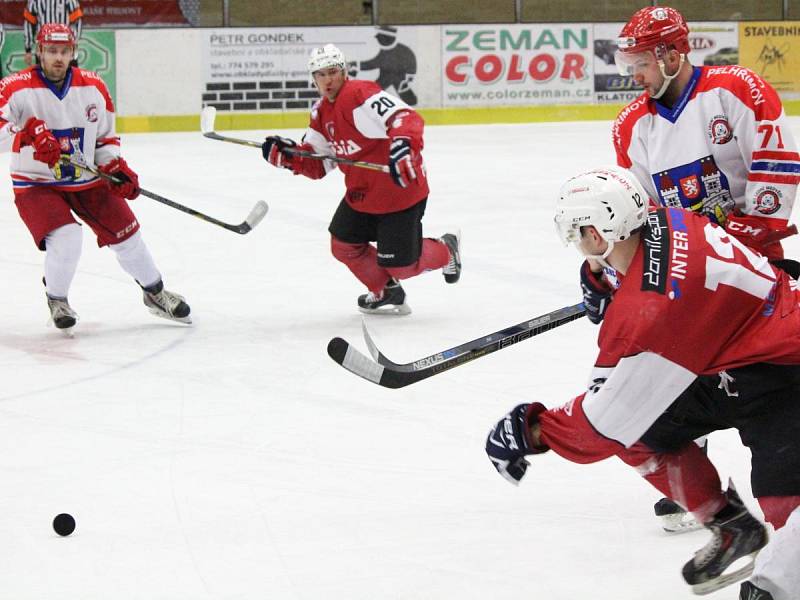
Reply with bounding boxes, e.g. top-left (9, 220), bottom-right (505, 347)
top-left (53, 513), bottom-right (75, 536)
